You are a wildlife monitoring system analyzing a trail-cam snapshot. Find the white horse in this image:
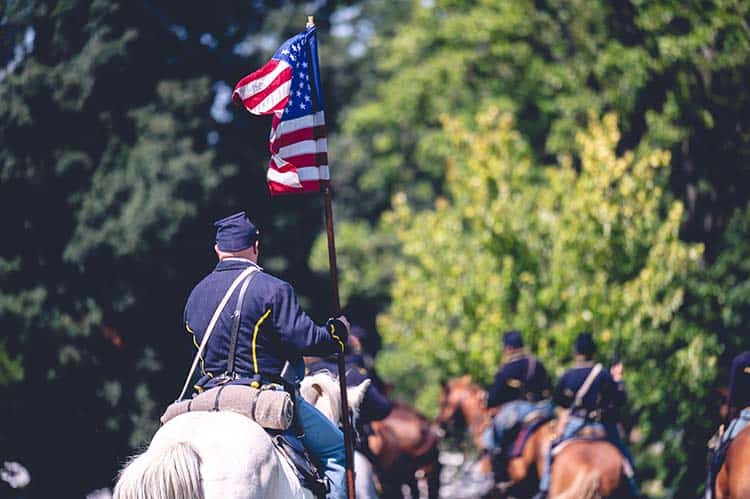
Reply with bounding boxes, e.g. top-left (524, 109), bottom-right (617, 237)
top-left (301, 373), bottom-right (380, 499)
top-left (113, 374), bottom-right (370, 499)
